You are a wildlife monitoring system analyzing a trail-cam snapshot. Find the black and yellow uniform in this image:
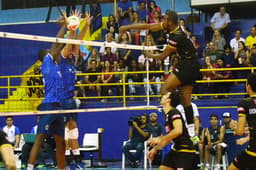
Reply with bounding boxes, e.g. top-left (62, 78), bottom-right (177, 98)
top-left (162, 108), bottom-right (196, 169)
top-left (0, 129), bottom-right (12, 148)
top-left (233, 97), bottom-right (256, 169)
top-left (162, 24), bottom-right (201, 85)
